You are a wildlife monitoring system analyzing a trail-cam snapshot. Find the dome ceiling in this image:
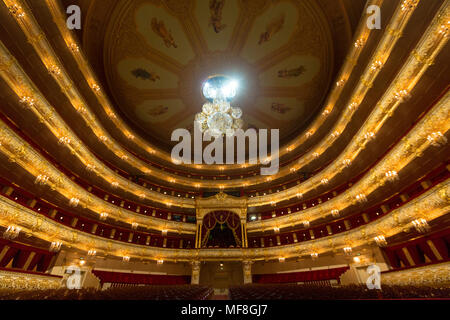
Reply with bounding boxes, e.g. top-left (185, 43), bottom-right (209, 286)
top-left (83, 0), bottom-right (354, 151)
